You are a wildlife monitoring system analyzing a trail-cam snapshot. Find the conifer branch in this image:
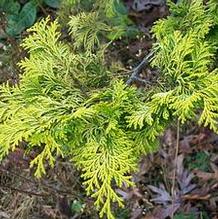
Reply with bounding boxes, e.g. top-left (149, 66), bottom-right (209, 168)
top-left (126, 51), bottom-right (154, 85)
